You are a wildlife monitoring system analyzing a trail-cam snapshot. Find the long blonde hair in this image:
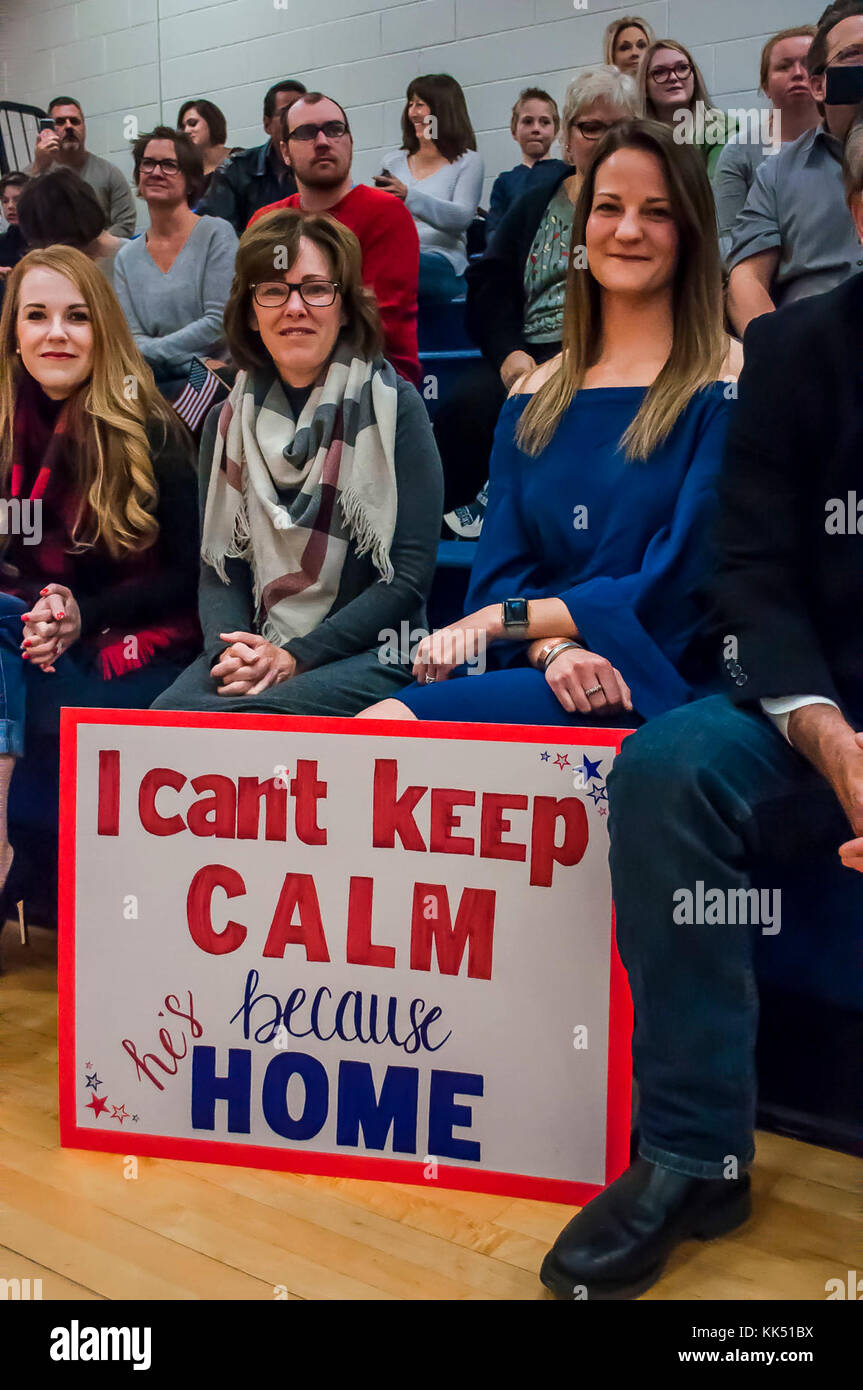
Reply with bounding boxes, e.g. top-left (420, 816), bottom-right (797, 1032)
top-left (516, 120), bottom-right (726, 461)
top-left (0, 246), bottom-right (183, 557)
